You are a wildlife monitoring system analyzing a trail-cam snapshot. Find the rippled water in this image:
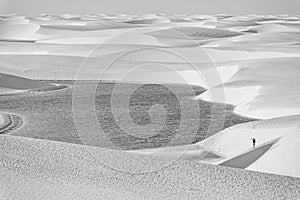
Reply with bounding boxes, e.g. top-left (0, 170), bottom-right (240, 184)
top-left (0, 82), bottom-right (254, 150)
